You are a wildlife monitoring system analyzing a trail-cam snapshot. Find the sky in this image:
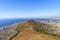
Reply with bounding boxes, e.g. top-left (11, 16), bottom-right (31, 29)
top-left (0, 0), bottom-right (60, 18)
